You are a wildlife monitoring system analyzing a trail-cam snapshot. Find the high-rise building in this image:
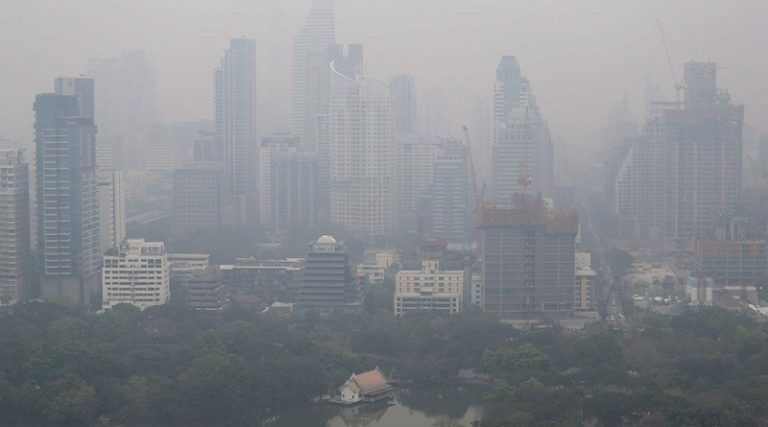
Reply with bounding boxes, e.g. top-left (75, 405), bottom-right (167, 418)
top-left (394, 261), bottom-right (463, 316)
top-left (87, 51), bottom-right (155, 170)
top-left (173, 162), bottom-right (227, 228)
top-left (102, 238), bottom-right (170, 309)
top-left (471, 98), bottom-right (492, 184)
top-left (390, 74), bottom-right (417, 133)
top-left (329, 45), bottom-right (395, 237)
top-left (259, 133), bottom-right (315, 235)
top-left (296, 235), bottom-right (361, 311)
top-left (314, 44), bottom-right (364, 224)
top-left (491, 56), bottom-right (552, 201)
top-left (215, 38), bottom-right (258, 225)
top-left (480, 201), bottom-right (578, 321)
top-left (97, 170), bottom-right (126, 255)
top-left (616, 62), bottom-right (743, 247)
top-left (35, 77), bottom-right (101, 306)
top-left (0, 149), bottom-right (32, 305)
top-left (394, 134), bottom-right (442, 235)
top-left (292, 0), bottom-right (336, 151)
top-left (759, 132), bottom-right (768, 174)
top-left (431, 140), bottom-right (470, 242)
